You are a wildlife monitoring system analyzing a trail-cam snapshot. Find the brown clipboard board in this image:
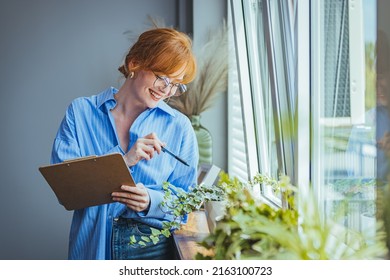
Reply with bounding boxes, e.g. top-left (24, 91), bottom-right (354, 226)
top-left (39, 153), bottom-right (135, 210)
